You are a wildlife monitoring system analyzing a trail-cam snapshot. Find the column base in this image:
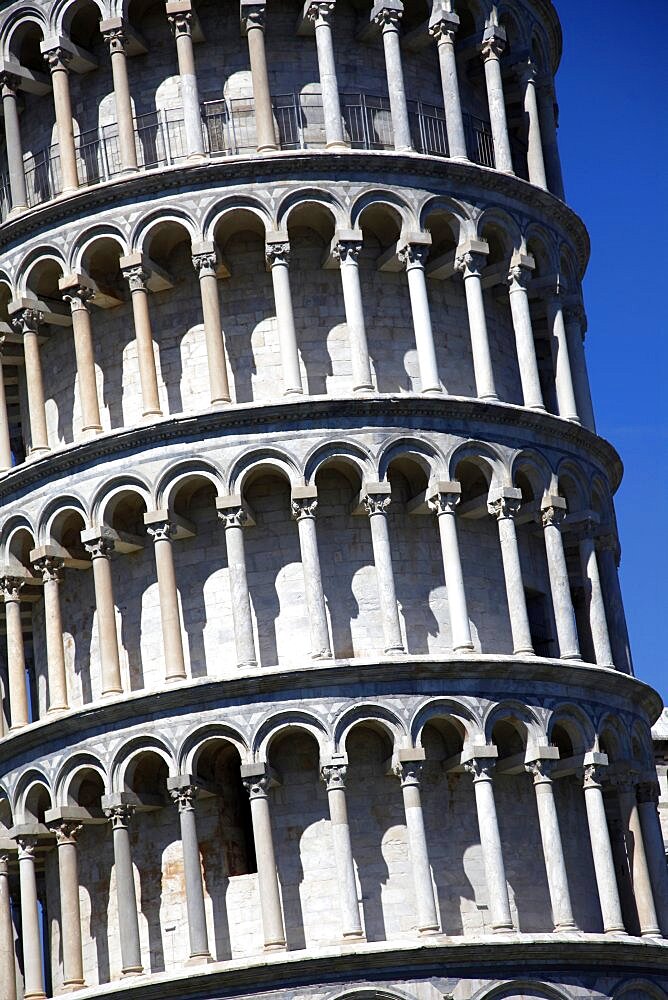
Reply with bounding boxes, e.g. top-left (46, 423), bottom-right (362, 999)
top-left (513, 646), bottom-right (535, 656)
top-left (165, 674), bottom-right (188, 683)
top-left (422, 387), bottom-right (443, 396)
top-left (641, 928), bottom-right (662, 938)
top-left (478, 393), bottom-right (500, 402)
top-left (603, 927), bottom-right (628, 935)
top-left (325, 141), bottom-right (350, 151)
top-left (186, 152), bottom-right (208, 163)
top-left (81, 424), bottom-right (103, 440)
top-left (311, 649), bottom-right (333, 659)
top-left (384, 644), bottom-right (406, 655)
top-left (121, 966), bottom-right (144, 977)
top-left (394, 144), bottom-right (414, 153)
top-left (559, 653), bottom-right (582, 661)
top-left (61, 978), bottom-right (86, 992)
top-left (527, 404), bottom-right (547, 413)
top-left (342, 930), bottom-right (366, 941)
top-left (142, 410), bottom-right (163, 420)
top-left (263, 941), bottom-right (287, 952)
top-left (450, 155), bottom-right (470, 163)
top-left (566, 416), bottom-right (582, 426)
top-left (101, 687), bottom-right (124, 698)
top-left (185, 953), bottom-right (213, 966)
top-left (237, 659), bottom-right (258, 668)
top-left (28, 446), bottom-right (51, 458)
top-left (453, 643), bottom-right (475, 653)
top-left (24, 991), bottom-right (47, 1000)
top-left (257, 144), bottom-right (279, 153)
top-left (9, 722), bottom-right (28, 732)
top-left (6, 205), bottom-right (28, 220)
top-left (211, 397), bottom-right (232, 407)
top-left (353, 384), bottom-right (375, 395)
top-left (554, 921), bottom-right (578, 932)
top-left (283, 388), bottom-right (304, 396)
top-left (492, 923), bottom-right (514, 933)
top-left (418, 925), bottom-right (441, 935)
top-left (46, 703), bottom-right (69, 715)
